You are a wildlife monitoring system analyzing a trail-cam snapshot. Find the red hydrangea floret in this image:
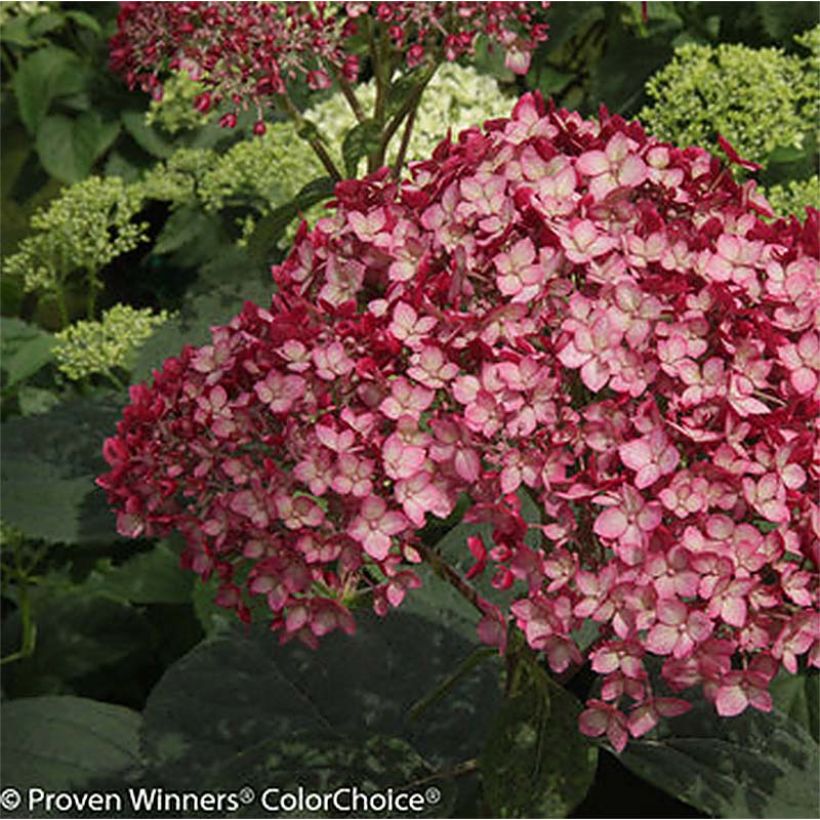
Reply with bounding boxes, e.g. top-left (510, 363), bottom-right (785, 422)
top-left (110, 1), bottom-right (550, 120)
top-left (99, 92), bottom-right (819, 749)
